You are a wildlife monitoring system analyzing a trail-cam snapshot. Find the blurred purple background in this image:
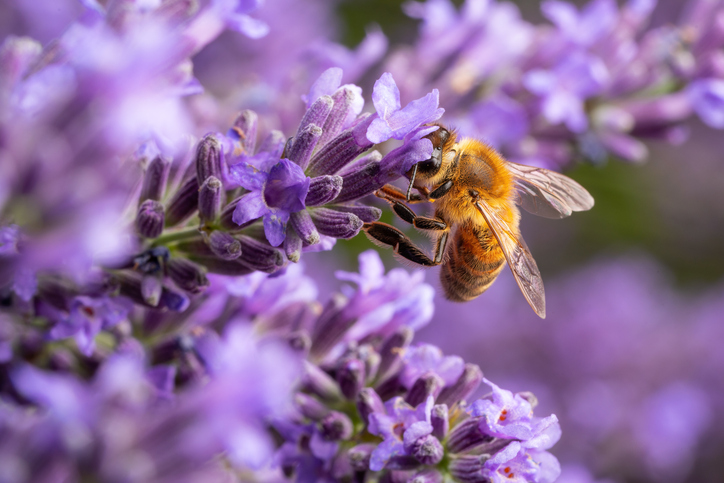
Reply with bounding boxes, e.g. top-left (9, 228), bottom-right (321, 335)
top-left (2, 0), bottom-right (724, 481)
